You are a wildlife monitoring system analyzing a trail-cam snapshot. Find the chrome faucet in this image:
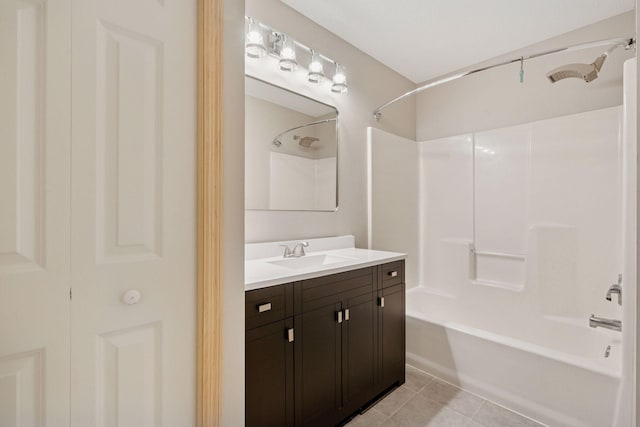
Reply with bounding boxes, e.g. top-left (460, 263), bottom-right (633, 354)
top-left (589, 314), bottom-right (621, 332)
top-left (280, 241), bottom-right (309, 258)
top-left (606, 274), bottom-right (622, 306)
